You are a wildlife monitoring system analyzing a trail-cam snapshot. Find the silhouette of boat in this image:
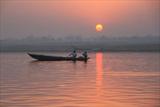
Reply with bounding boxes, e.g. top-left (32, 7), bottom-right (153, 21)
top-left (27, 53), bottom-right (89, 61)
